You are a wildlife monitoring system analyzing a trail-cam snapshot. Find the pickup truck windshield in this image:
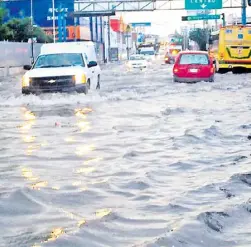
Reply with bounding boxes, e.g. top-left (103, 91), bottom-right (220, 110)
top-left (33, 53), bottom-right (85, 68)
